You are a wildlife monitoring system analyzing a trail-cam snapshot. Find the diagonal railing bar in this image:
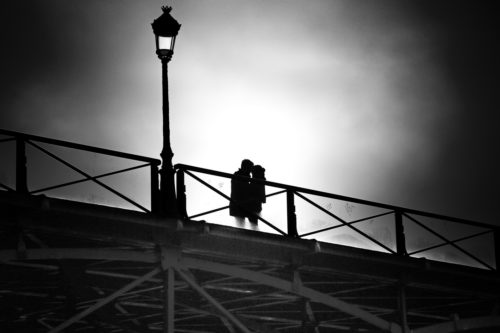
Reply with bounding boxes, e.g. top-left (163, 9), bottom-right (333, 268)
top-left (408, 229), bottom-right (494, 256)
top-left (30, 162), bottom-right (151, 195)
top-left (404, 213), bottom-right (495, 270)
top-left (295, 192), bottom-right (395, 254)
top-left (0, 182), bottom-right (15, 191)
top-left (188, 206), bottom-right (227, 220)
top-left (188, 189), bottom-right (286, 220)
top-left (299, 211), bottom-right (395, 238)
top-left (184, 170), bottom-right (287, 236)
top-left (265, 189), bottom-right (287, 197)
top-left (27, 140), bottom-right (150, 213)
